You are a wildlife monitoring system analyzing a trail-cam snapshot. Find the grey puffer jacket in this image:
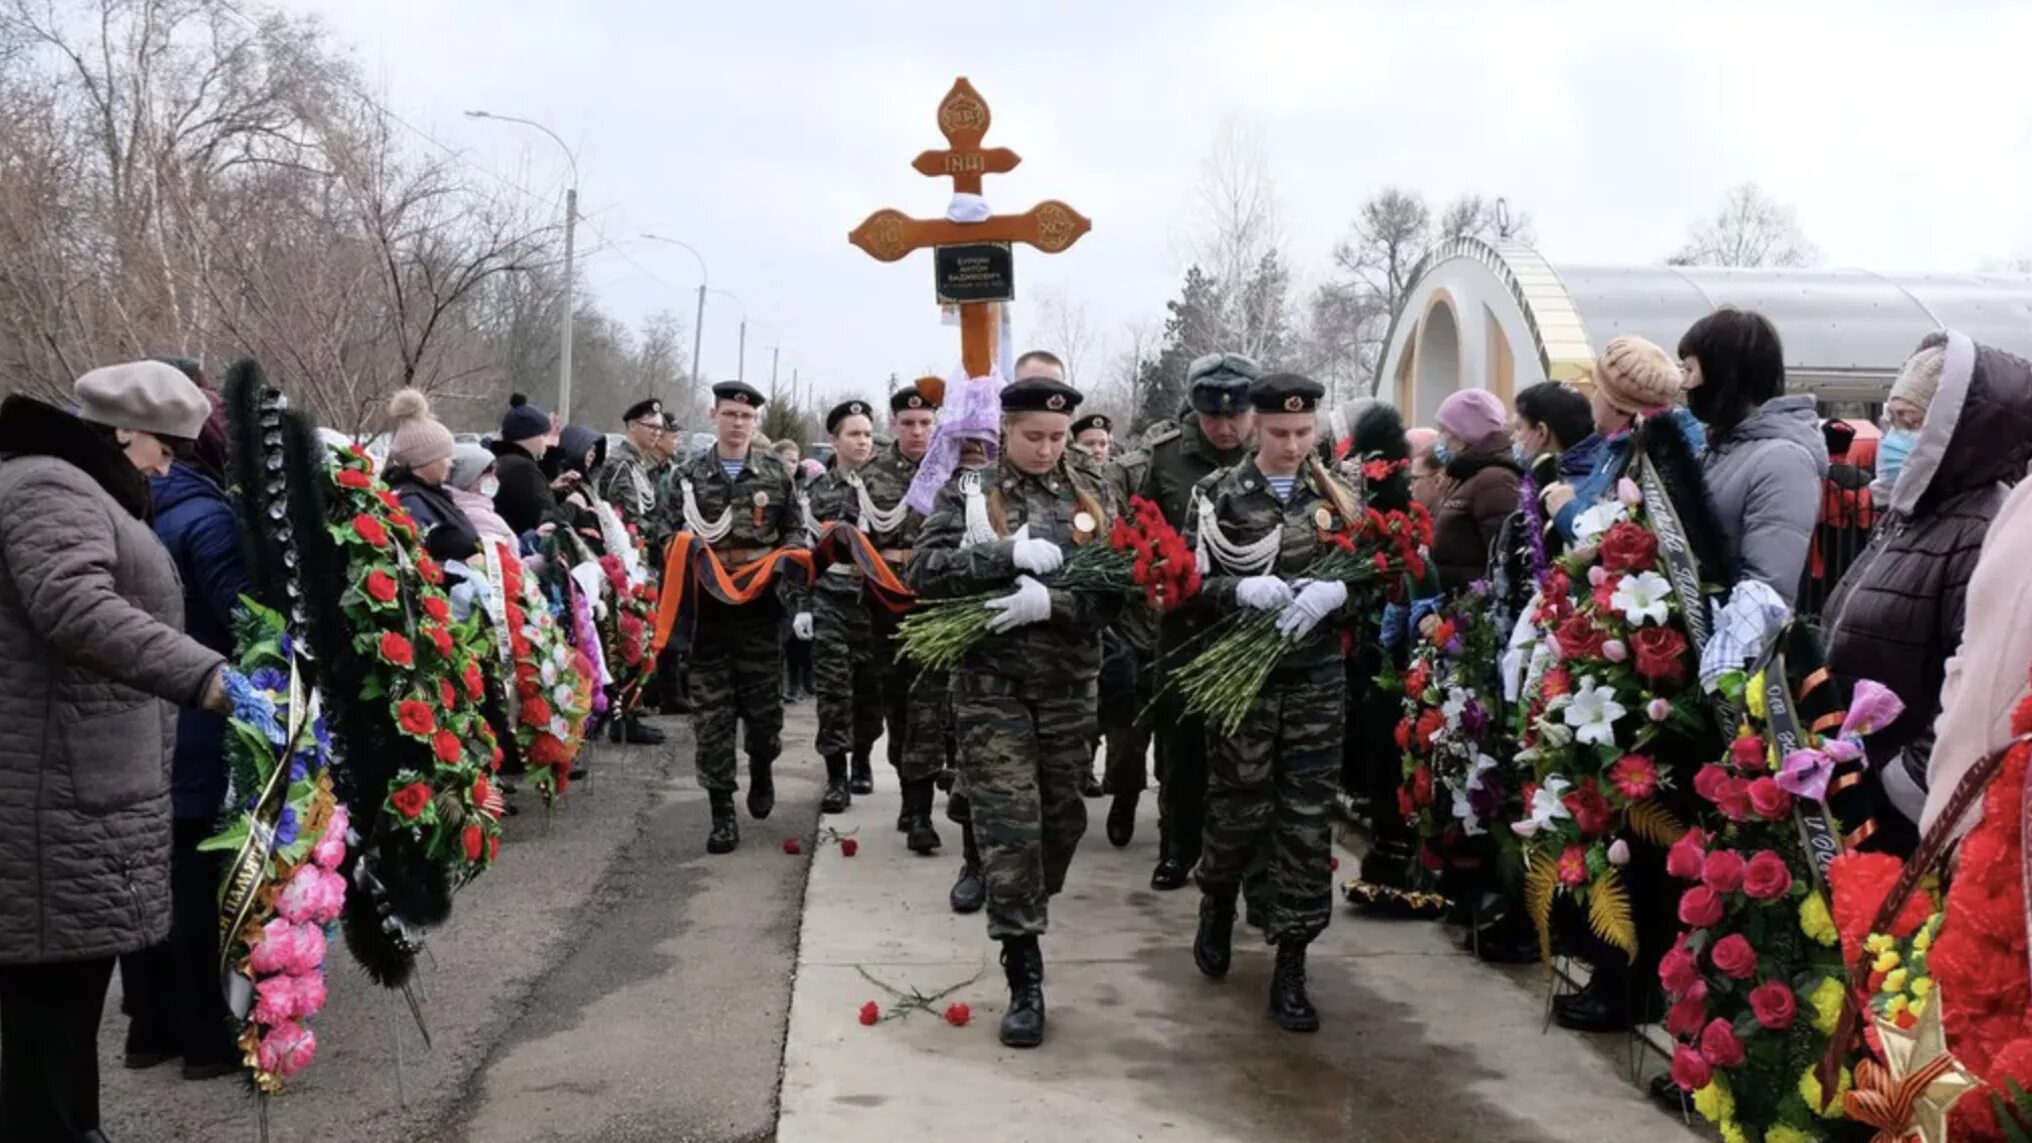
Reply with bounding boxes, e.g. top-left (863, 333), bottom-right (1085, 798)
top-left (1699, 394), bottom-right (1828, 608)
top-left (0, 396), bottom-right (226, 965)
